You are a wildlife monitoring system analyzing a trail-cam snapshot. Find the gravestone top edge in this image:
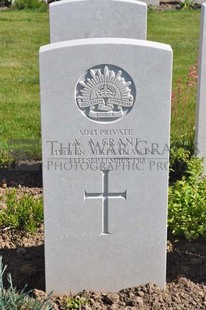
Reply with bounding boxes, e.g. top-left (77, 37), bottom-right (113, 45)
top-left (39, 38), bottom-right (172, 54)
top-left (50, 0), bottom-right (147, 8)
